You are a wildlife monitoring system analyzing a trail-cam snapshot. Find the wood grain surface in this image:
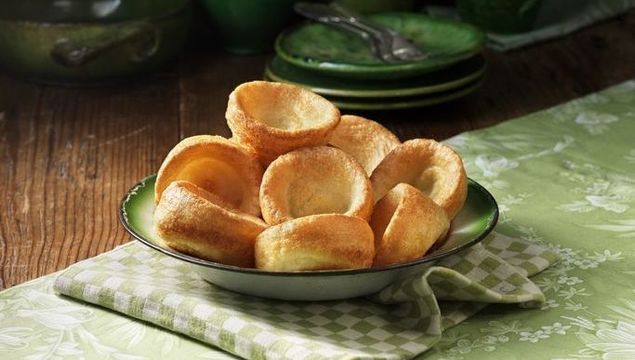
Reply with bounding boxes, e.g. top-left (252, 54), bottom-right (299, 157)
top-left (1, 10), bottom-right (635, 289)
